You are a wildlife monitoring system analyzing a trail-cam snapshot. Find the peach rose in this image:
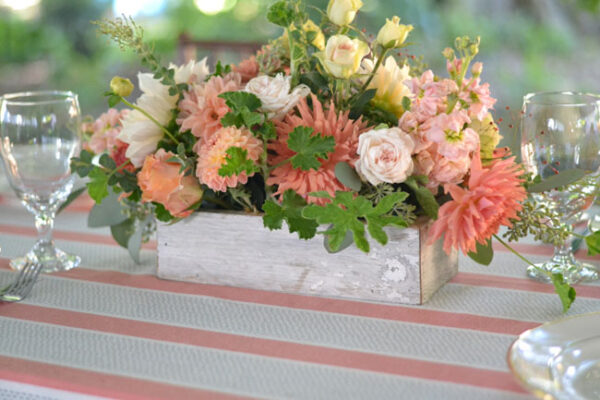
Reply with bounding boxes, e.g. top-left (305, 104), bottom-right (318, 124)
top-left (138, 149), bottom-right (203, 218)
